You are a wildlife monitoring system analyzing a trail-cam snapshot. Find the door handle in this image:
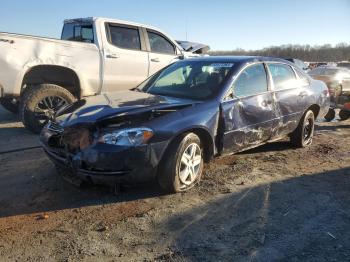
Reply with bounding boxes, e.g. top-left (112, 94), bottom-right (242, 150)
top-left (106, 53), bottom-right (119, 59)
top-left (151, 58), bottom-right (160, 62)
